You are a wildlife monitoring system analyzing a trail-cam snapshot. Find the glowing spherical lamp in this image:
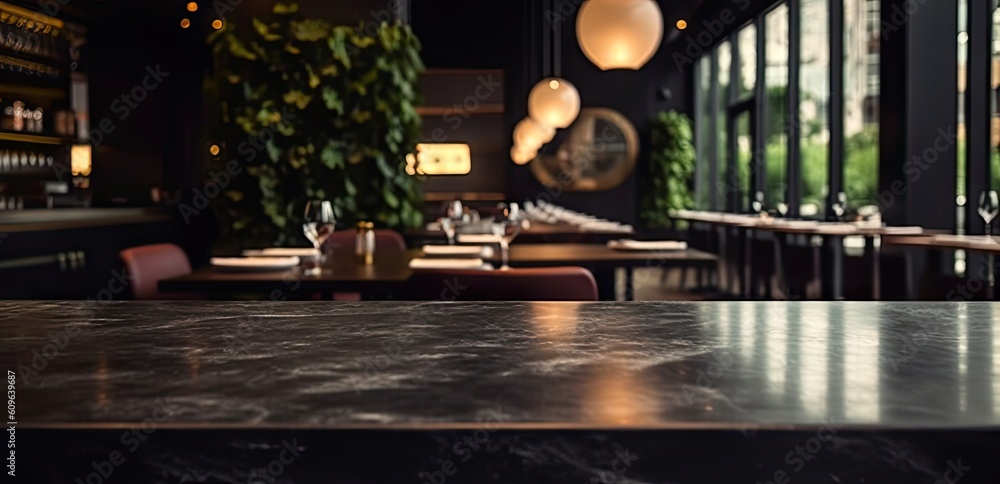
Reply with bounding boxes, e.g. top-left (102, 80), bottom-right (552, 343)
top-left (577, 0), bottom-right (664, 70)
top-left (528, 78), bottom-right (581, 129)
top-left (513, 117), bottom-right (555, 151)
top-left (511, 146), bottom-right (537, 165)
